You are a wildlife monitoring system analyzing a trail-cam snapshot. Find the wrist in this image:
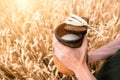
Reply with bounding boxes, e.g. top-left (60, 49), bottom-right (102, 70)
top-left (74, 63), bottom-right (96, 80)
